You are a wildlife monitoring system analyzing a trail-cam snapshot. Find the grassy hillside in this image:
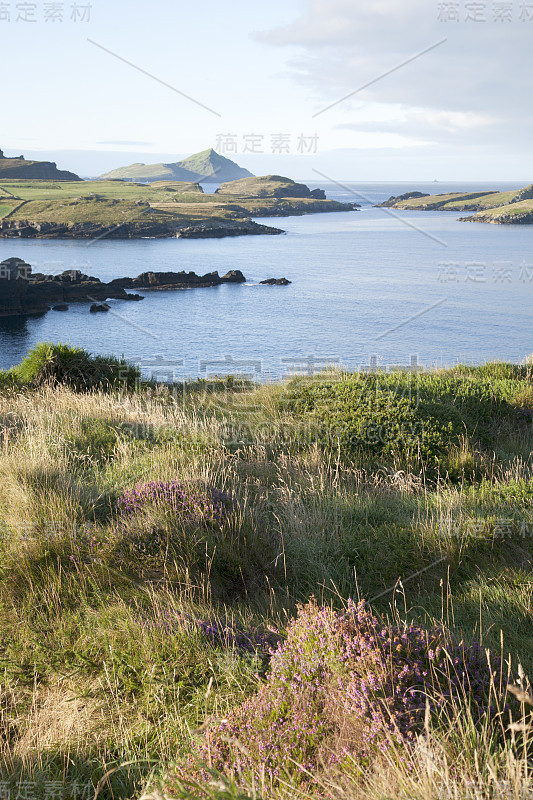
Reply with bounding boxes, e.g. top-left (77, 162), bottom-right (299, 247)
top-left (0, 156), bottom-right (80, 181)
top-left (0, 346), bottom-right (533, 799)
top-left (216, 174), bottom-right (322, 197)
top-left (382, 183), bottom-right (533, 223)
top-left (100, 149), bottom-right (253, 183)
top-left (0, 177), bottom-right (353, 236)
